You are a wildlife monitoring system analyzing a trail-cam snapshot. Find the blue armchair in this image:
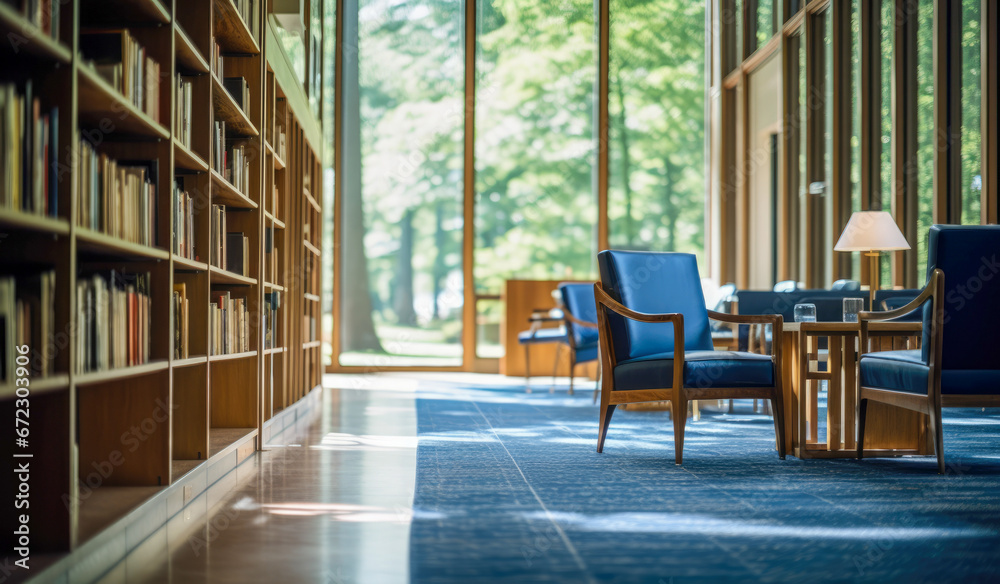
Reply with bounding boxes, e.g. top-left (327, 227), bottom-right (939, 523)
top-left (858, 225), bottom-right (1000, 473)
top-left (594, 251), bottom-right (786, 464)
top-left (558, 283), bottom-right (600, 398)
